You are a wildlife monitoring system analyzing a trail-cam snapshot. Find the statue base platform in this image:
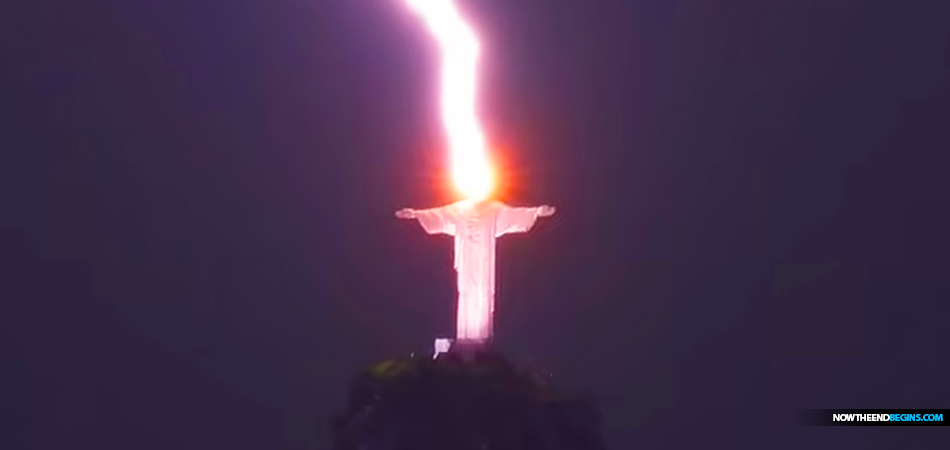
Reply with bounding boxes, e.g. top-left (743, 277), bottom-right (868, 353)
top-left (433, 337), bottom-right (497, 362)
